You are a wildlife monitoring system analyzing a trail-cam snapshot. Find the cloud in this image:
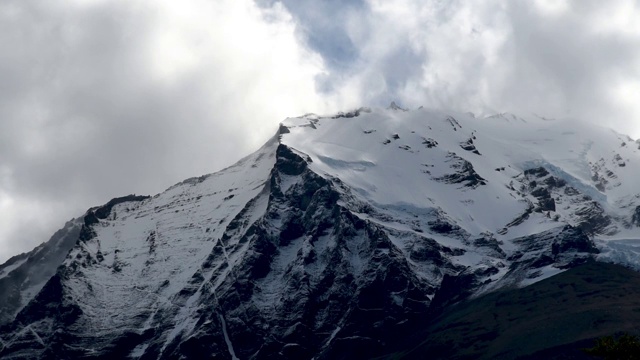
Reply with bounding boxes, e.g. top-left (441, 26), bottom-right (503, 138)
top-left (2, 0), bottom-right (640, 262)
top-left (277, 0), bottom-right (640, 134)
top-left (499, 1), bottom-right (640, 131)
top-left (0, 0), bottom-right (341, 262)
